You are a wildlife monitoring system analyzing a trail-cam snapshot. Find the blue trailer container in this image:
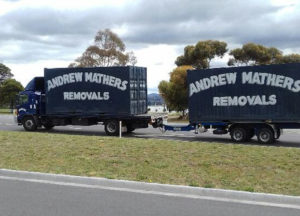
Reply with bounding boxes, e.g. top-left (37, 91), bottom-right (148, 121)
top-left (15, 66), bottom-right (151, 135)
top-left (188, 63), bottom-right (300, 123)
top-left (159, 63), bottom-right (300, 144)
top-left (44, 66), bottom-right (147, 115)
top-left (185, 63), bottom-right (300, 144)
